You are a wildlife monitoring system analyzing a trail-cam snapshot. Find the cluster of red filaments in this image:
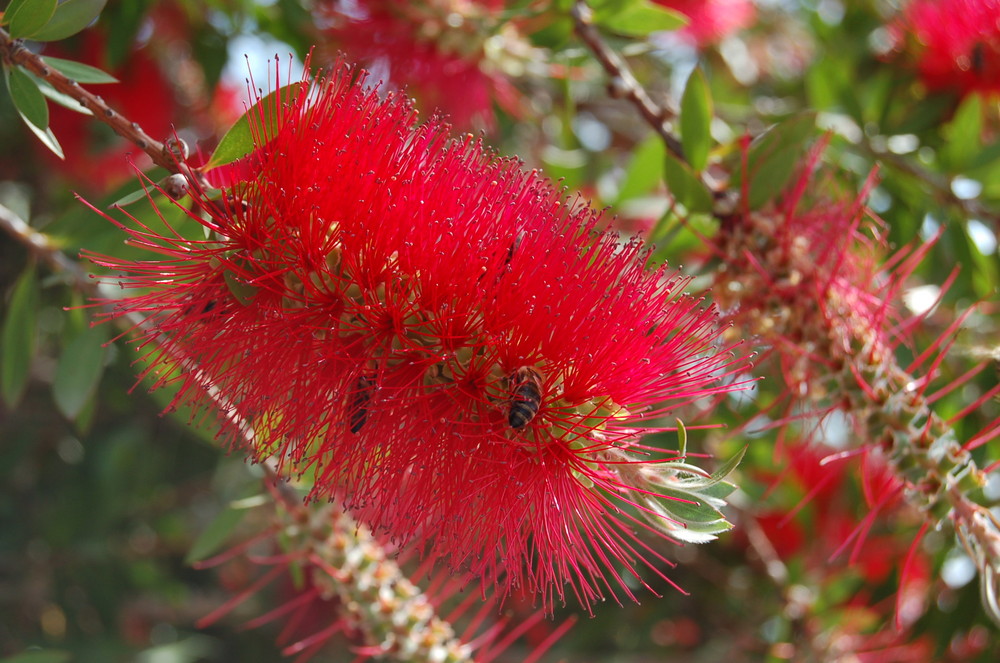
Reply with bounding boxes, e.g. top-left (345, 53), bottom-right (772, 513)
top-left (90, 62), bottom-right (751, 610)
